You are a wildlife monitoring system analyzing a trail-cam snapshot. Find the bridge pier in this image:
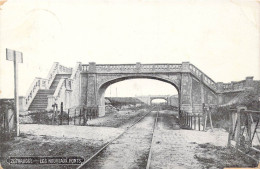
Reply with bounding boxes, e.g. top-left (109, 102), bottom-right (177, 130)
top-left (180, 62), bottom-right (193, 113)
